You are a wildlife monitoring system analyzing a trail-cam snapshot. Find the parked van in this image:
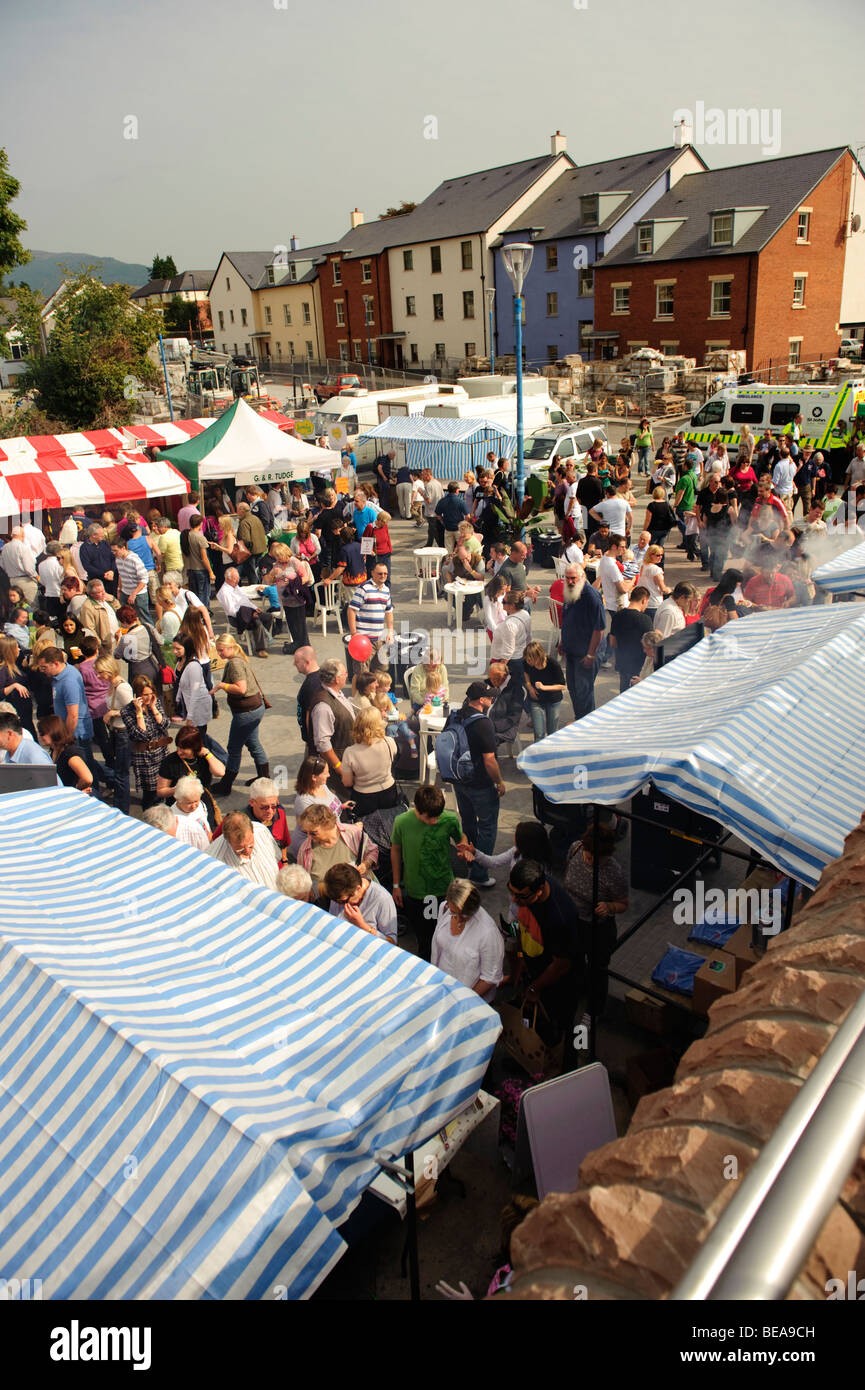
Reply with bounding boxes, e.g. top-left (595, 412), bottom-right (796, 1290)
top-left (523, 421), bottom-right (609, 475)
top-left (312, 383), bottom-right (470, 465)
top-left (685, 379), bottom-right (865, 454)
top-left (422, 379), bottom-right (570, 433)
